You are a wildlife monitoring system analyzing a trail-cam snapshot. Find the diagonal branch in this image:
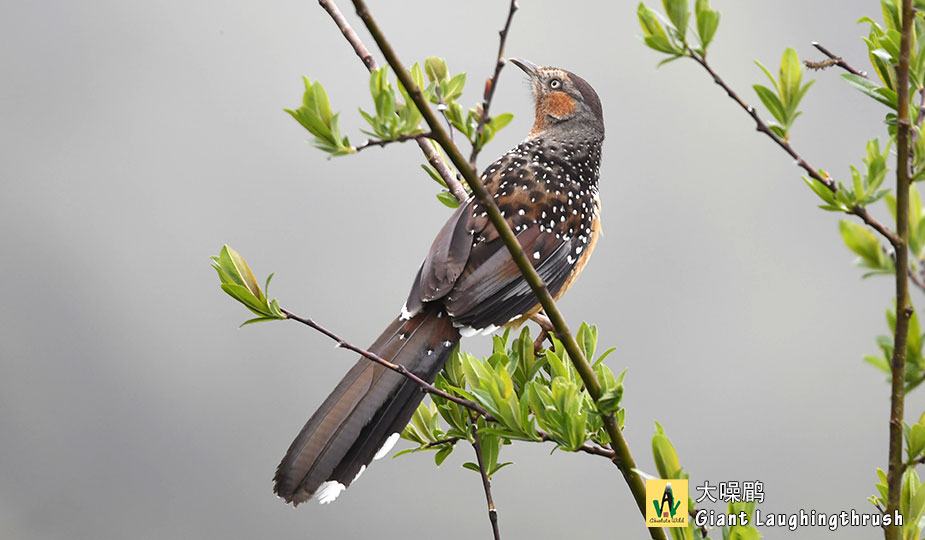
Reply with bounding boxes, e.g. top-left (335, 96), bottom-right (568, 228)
top-left (317, 0), bottom-right (468, 203)
top-left (281, 308), bottom-right (496, 421)
top-left (685, 46), bottom-right (900, 247)
top-left (469, 0), bottom-right (519, 170)
top-left (348, 2), bottom-right (665, 538)
top-left (282, 307), bottom-right (623, 464)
